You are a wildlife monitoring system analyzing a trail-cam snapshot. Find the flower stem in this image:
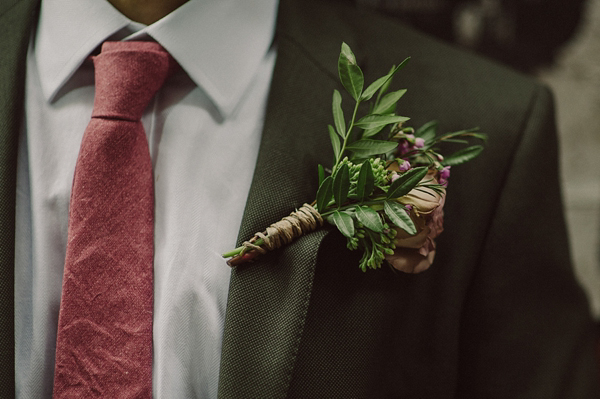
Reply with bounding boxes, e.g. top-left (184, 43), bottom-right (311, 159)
top-left (221, 238), bottom-right (265, 258)
top-left (333, 99), bottom-right (361, 174)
